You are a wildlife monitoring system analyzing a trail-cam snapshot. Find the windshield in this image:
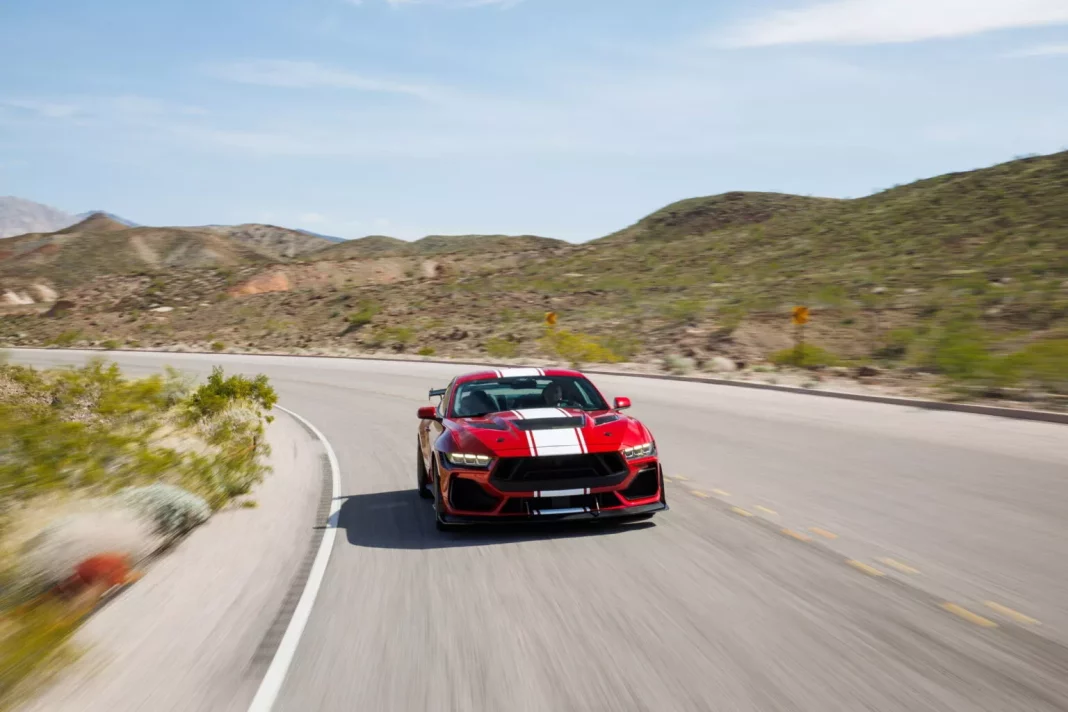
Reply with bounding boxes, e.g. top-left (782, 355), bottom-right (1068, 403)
top-left (451, 376), bottom-right (609, 418)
